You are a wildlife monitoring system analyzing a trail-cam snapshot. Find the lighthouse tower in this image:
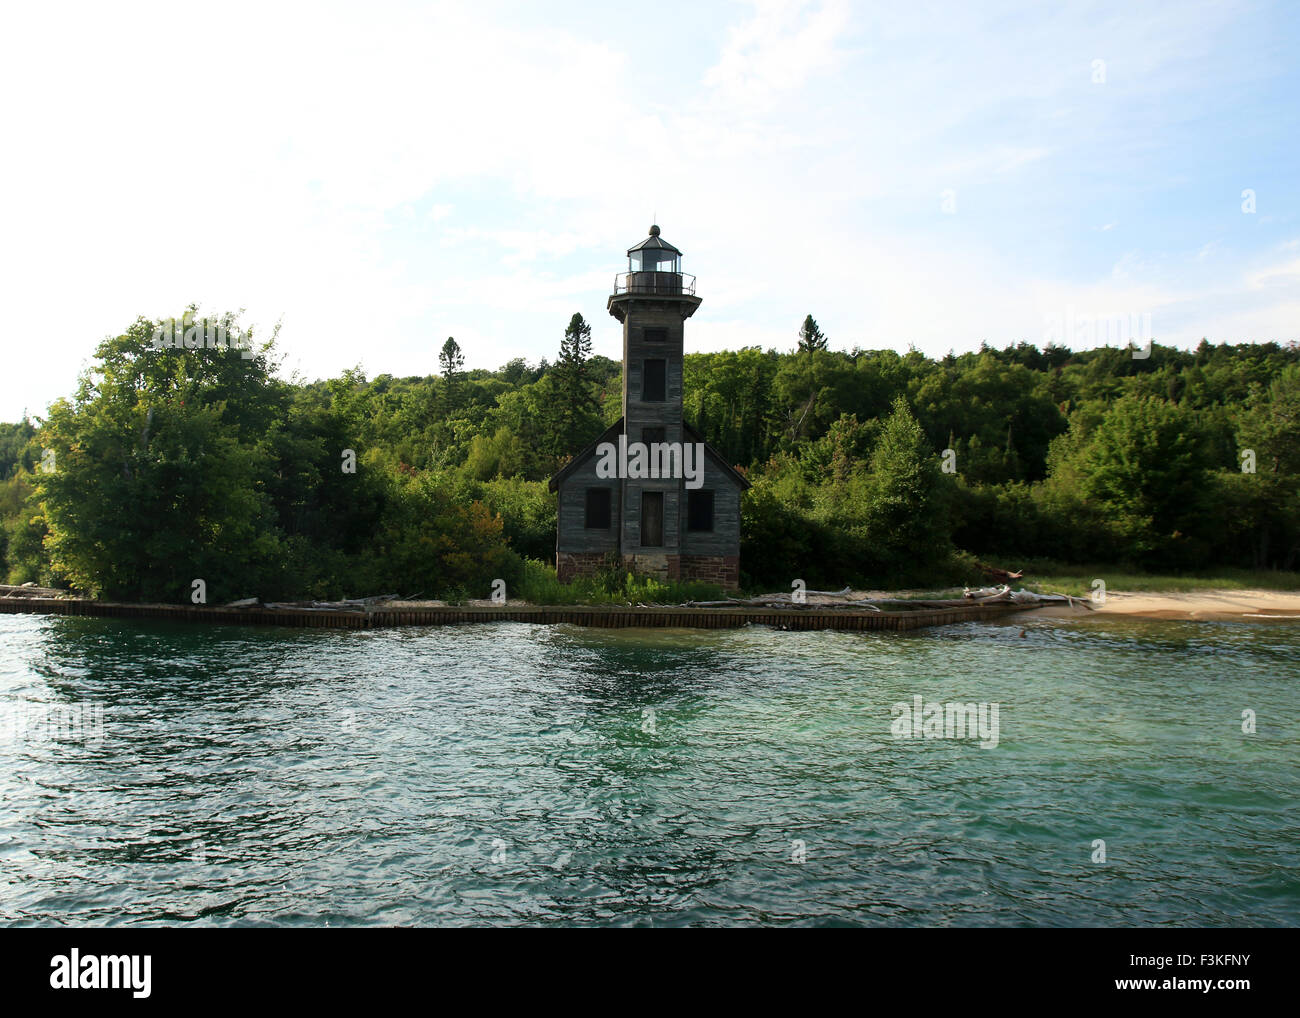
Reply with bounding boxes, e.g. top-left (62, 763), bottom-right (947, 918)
top-left (549, 225), bottom-right (748, 589)
top-left (607, 225), bottom-right (701, 559)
